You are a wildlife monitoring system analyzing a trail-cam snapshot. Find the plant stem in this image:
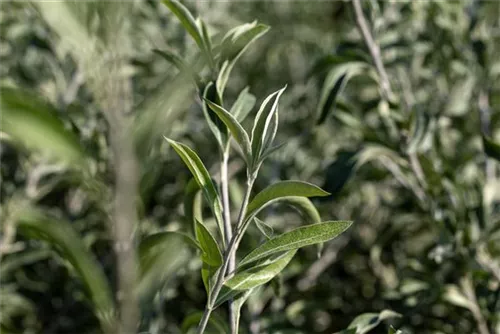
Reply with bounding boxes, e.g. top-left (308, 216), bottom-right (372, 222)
top-left (197, 178), bottom-right (255, 334)
top-left (352, 0), bottom-right (392, 100)
top-left (220, 145), bottom-right (237, 333)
